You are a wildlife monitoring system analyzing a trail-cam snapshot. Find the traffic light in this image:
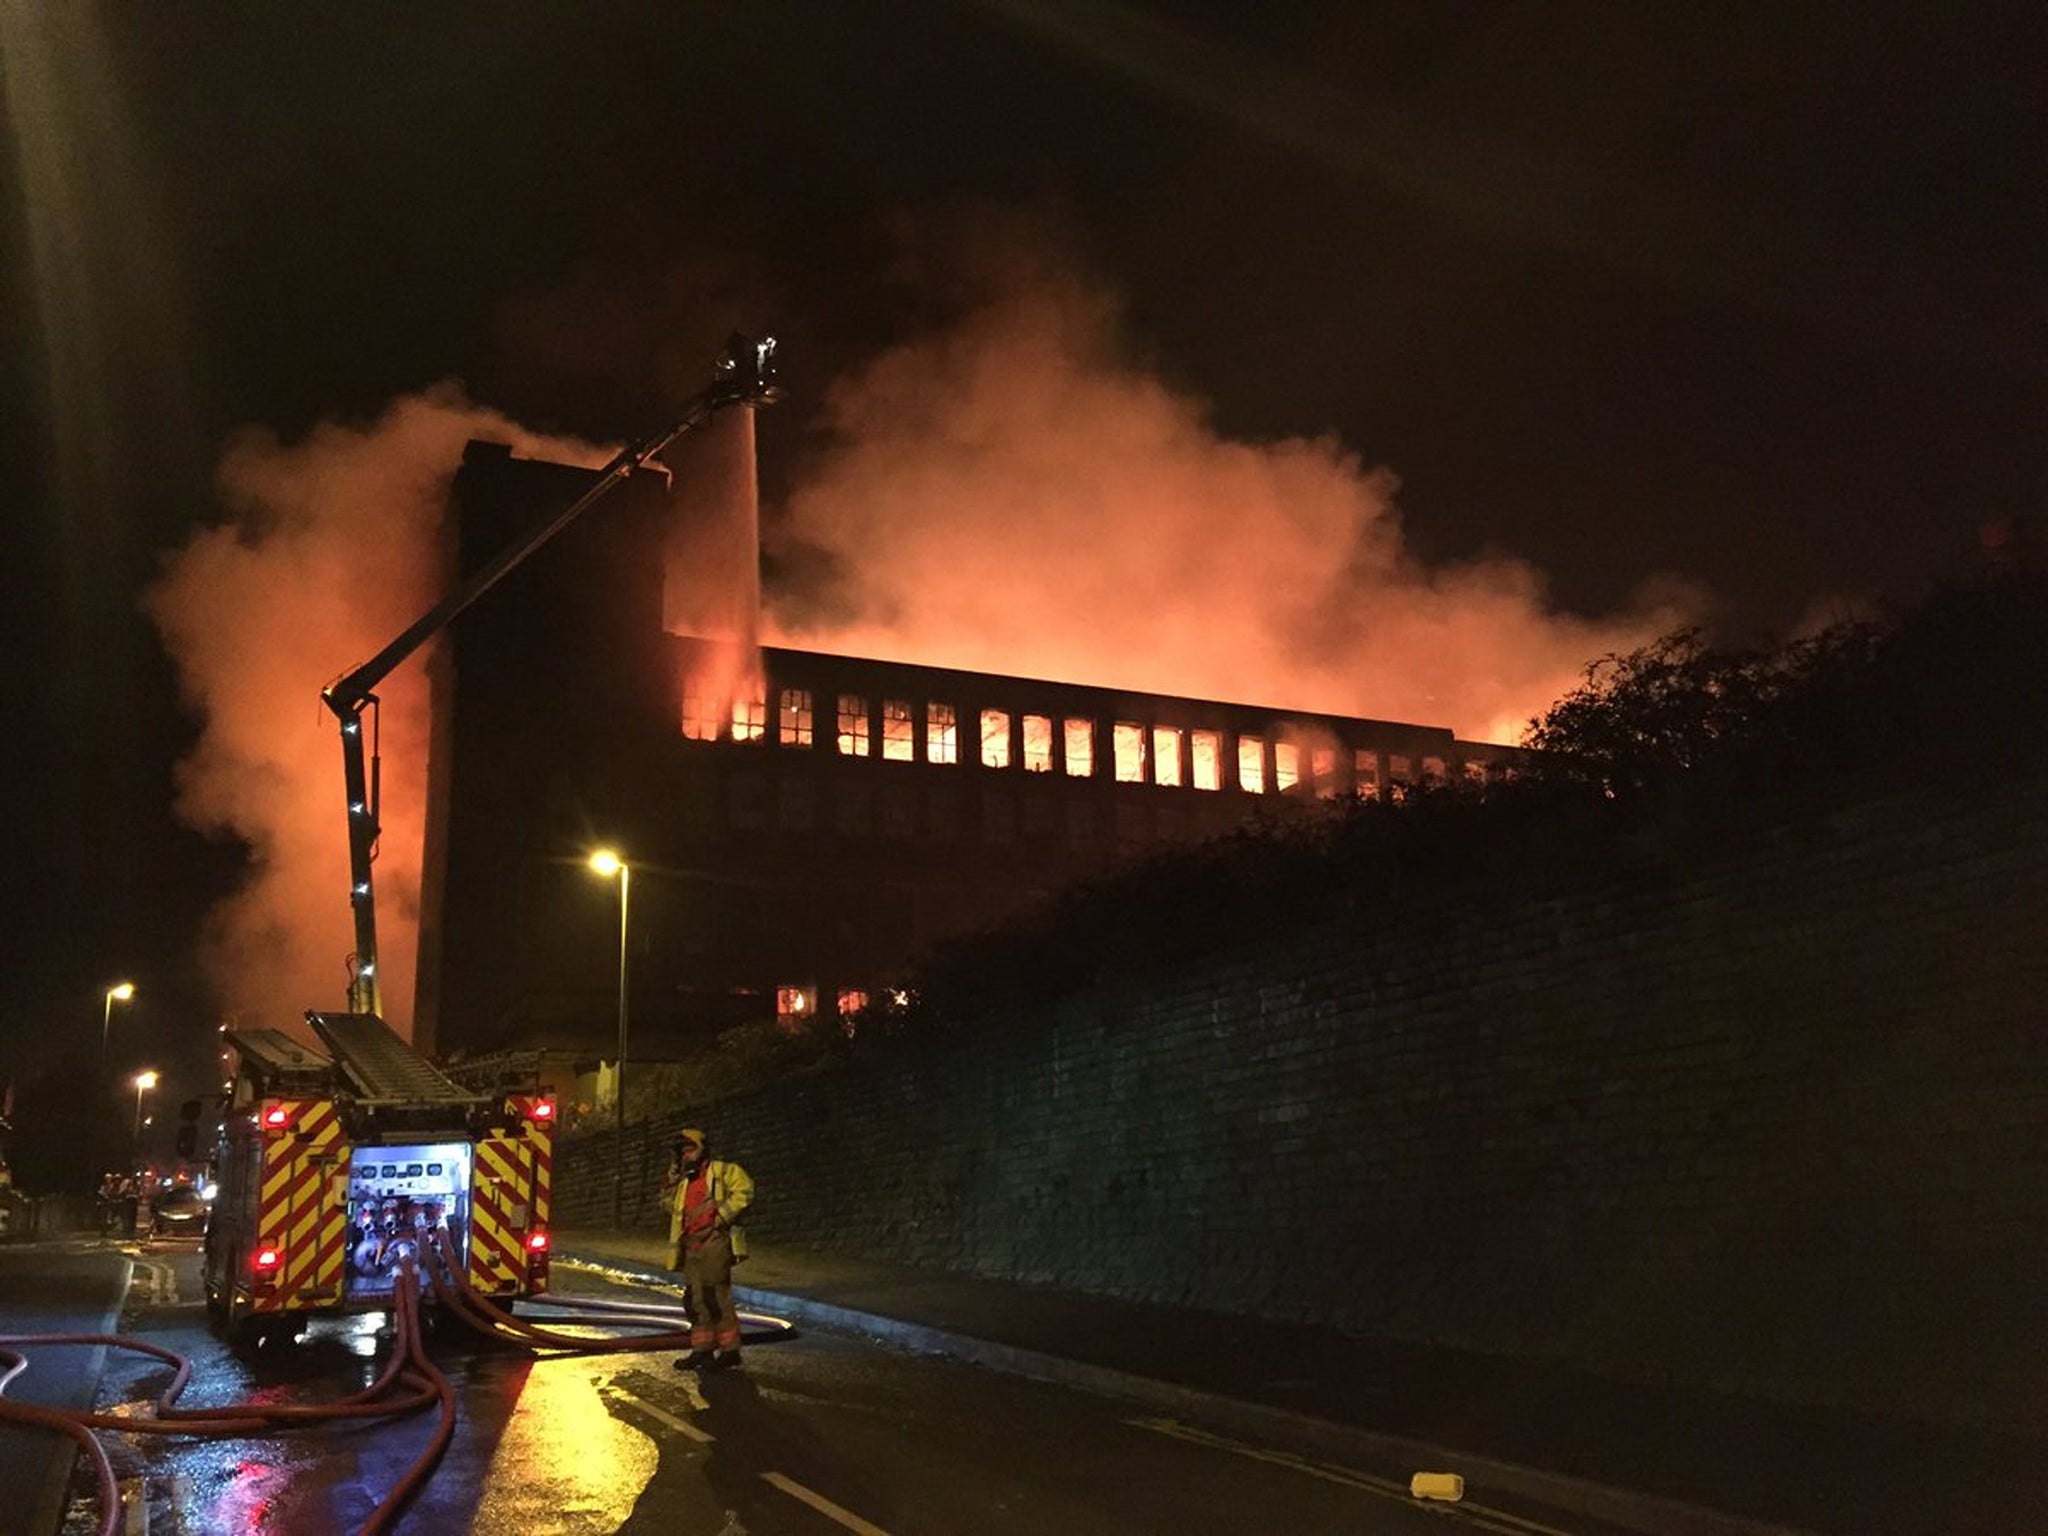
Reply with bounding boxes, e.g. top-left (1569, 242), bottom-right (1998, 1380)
top-left (174, 1097), bottom-right (202, 1158)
